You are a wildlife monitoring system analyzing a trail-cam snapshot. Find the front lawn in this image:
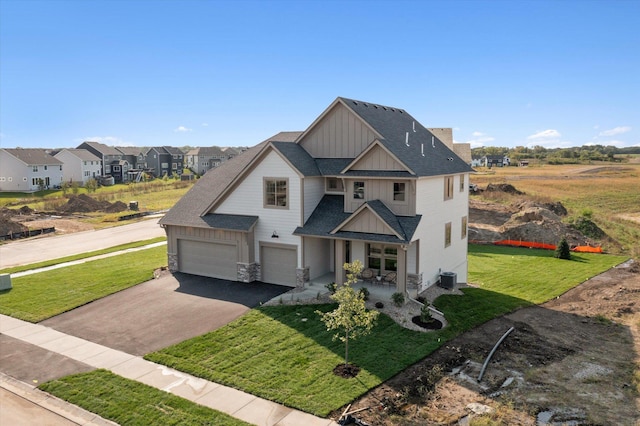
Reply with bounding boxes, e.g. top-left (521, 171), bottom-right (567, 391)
top-left (39, 369), bottom-right (251, 426)
top-left (146, 245), bottom-right (627, 417)
top-left (0, 245), bottom-right (167, 322)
